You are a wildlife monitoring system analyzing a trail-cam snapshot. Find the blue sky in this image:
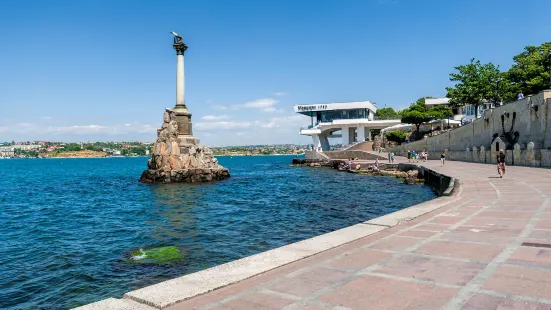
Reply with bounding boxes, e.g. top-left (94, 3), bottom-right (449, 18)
top-left (1, 0), bottom-right (550, 146)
